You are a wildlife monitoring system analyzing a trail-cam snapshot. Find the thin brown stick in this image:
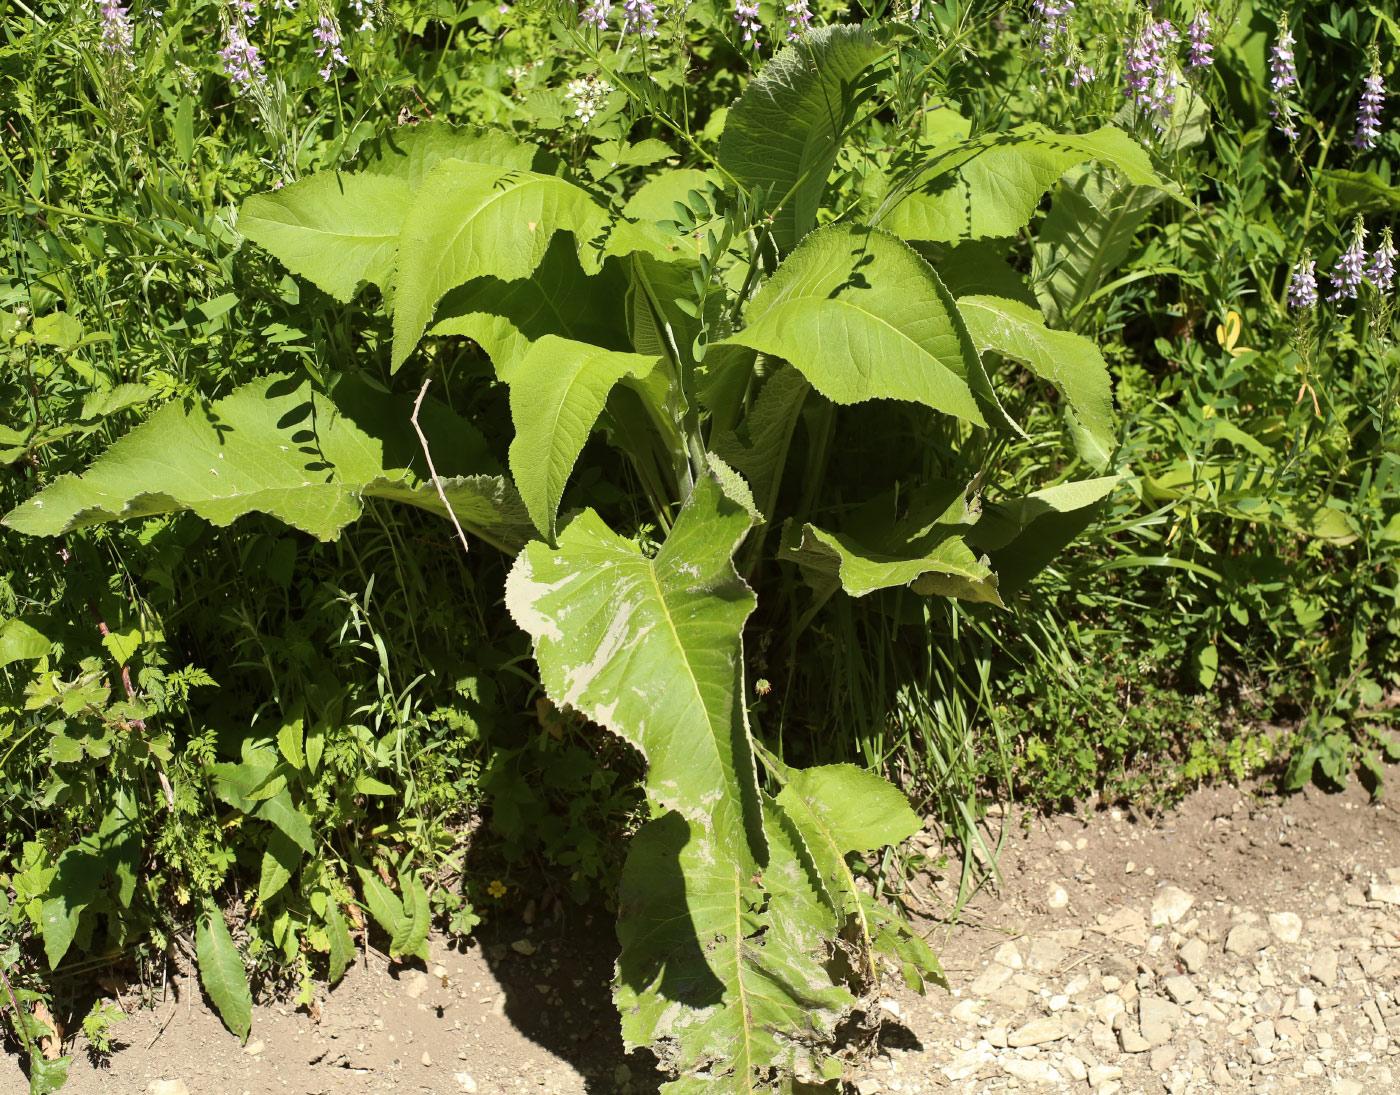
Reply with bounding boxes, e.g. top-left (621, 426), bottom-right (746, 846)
top-left (411, 378), bottom-right (471, 556)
